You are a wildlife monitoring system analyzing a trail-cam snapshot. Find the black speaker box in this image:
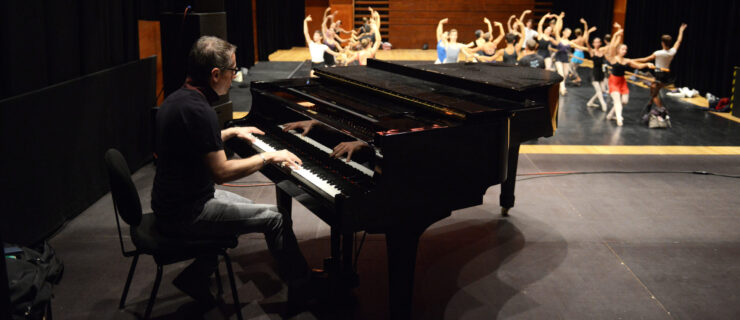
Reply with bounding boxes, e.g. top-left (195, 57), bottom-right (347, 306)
top-left (160, 12), bottom-right (227, 97)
